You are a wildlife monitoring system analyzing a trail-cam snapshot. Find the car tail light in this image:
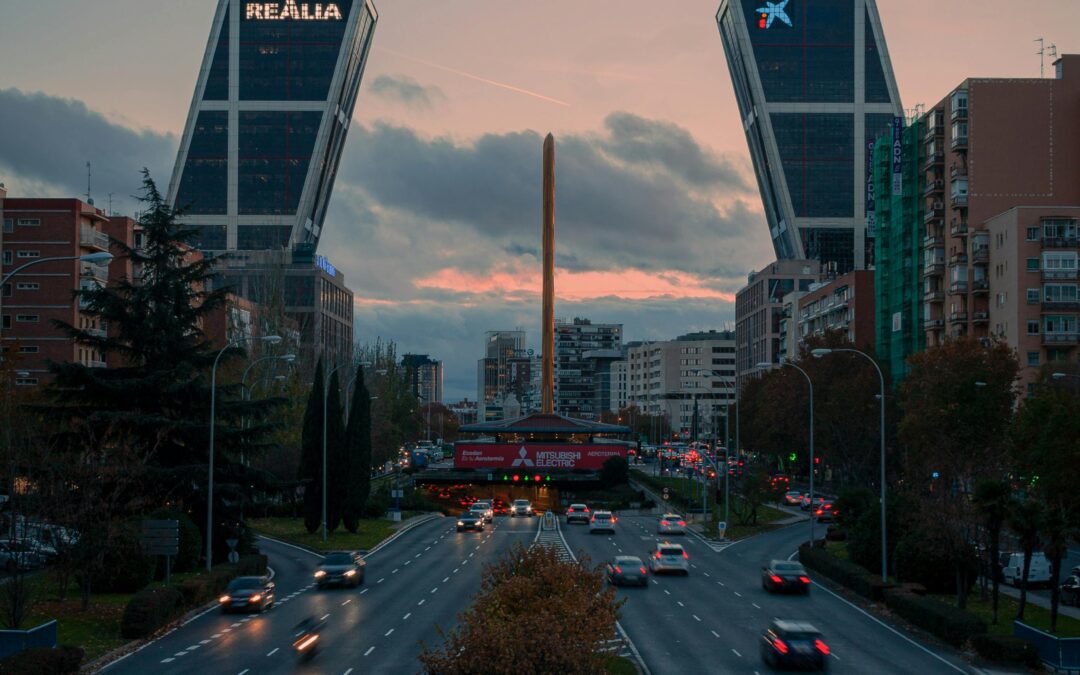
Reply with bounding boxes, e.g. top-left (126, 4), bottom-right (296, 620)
top-left (249, 593), bottom-right (261, 602)
top-left (799, 576), bottom-right (811, 584)
top-left (682, 551), bottom-right (689, 559)
top-left (612, 516), bottom-right (618, 523)
top-left (678, 521), bottom-right (686, 526)
top-left (614, 566), bottom-right (622, 574)
top-left (584, 507), bottom-right (590, 512)
top-left (656, 551), bottom-right (662, 559)
top-left (640, 567), bottom-right (647, 575)
top-left (770, 575), bottom-right (783, 584)
top-left (814, 639), bottom-right (830, 655)
top-left (773, 638), bottom-right (789, 654)
top-left (591, 516), bottom-right (596, 522)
